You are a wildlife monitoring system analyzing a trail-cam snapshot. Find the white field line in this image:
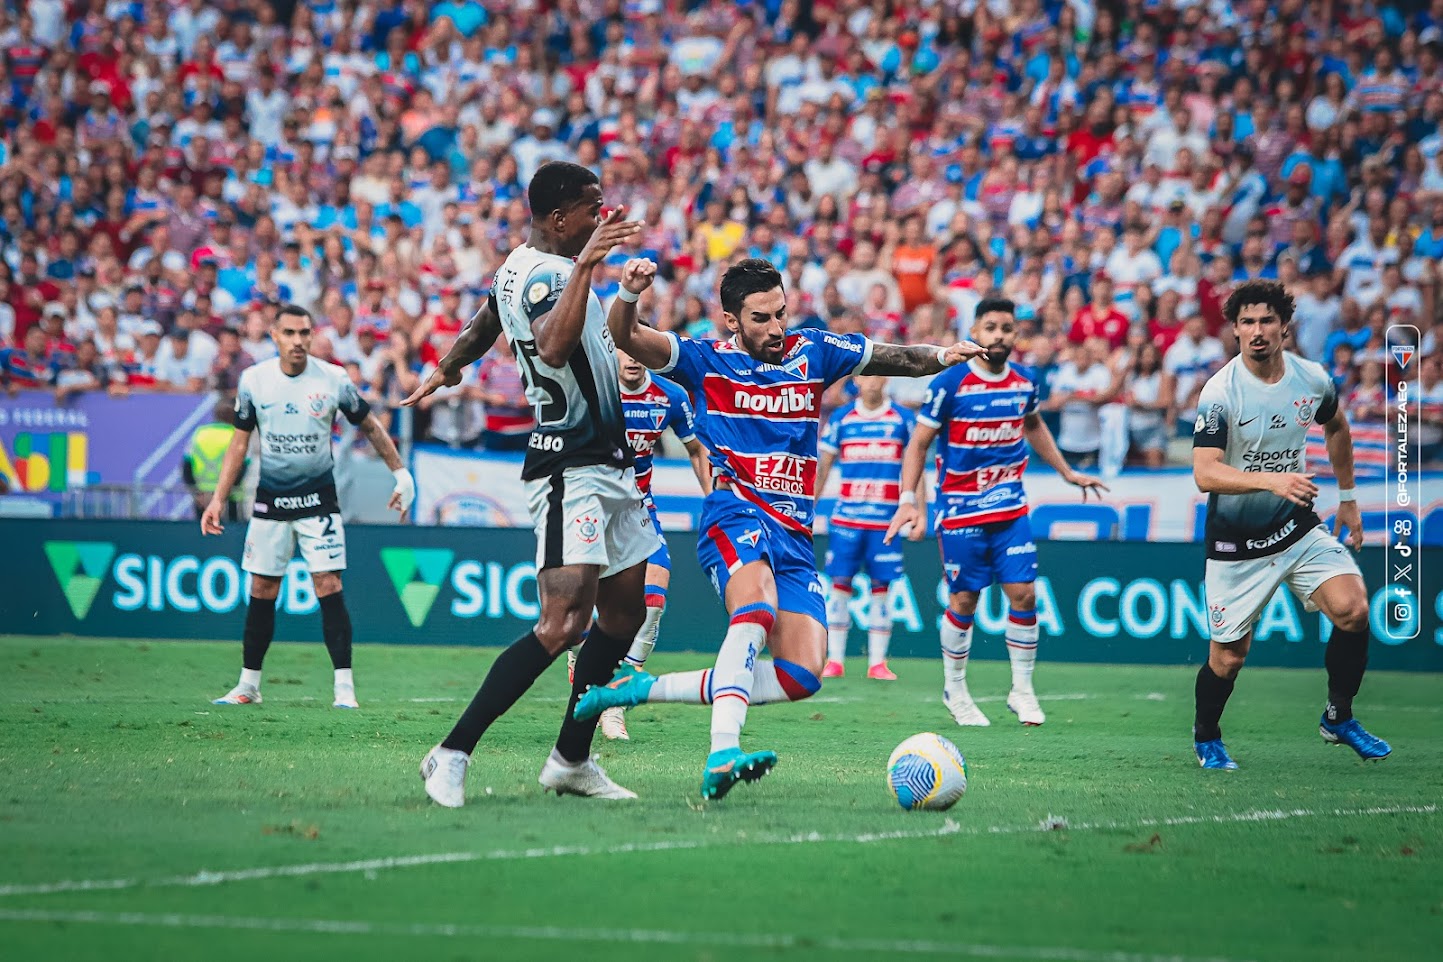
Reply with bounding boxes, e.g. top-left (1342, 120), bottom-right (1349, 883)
top-left (0, 804), bottom-right (1431, 900)
top-left (0, 907), bottom-right (1258, 962)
